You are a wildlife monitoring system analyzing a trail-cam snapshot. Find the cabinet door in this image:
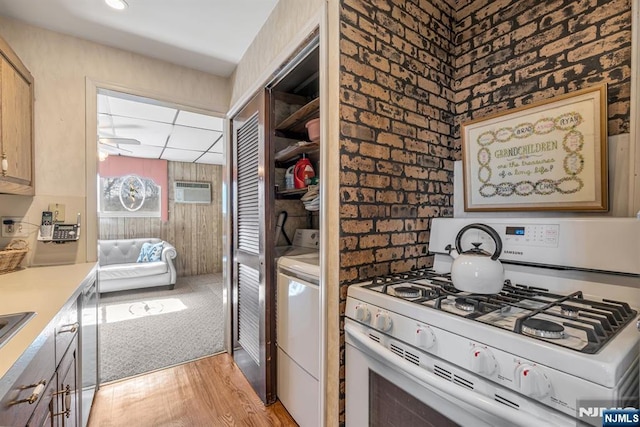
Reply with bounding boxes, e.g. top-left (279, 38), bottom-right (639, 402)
top-left (0, 40), bottom-right (34, 195)
top-left (55, 299), bottom-right (79, 368)
top-left (53, 342), bottom-right (78, 427)
top-left (0, 56), bottom-right (33, 180)
top-left (230, 89), bottom-right (276, 404)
